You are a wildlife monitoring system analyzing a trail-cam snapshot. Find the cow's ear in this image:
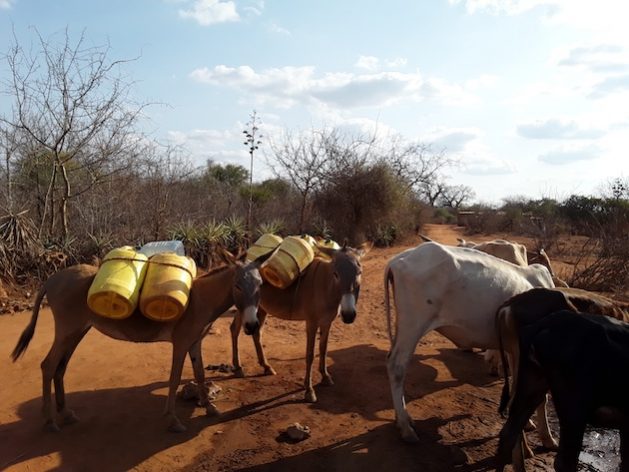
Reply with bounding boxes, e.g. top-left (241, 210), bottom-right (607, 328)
top-left (354, 241), bottom-right (373, 259)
